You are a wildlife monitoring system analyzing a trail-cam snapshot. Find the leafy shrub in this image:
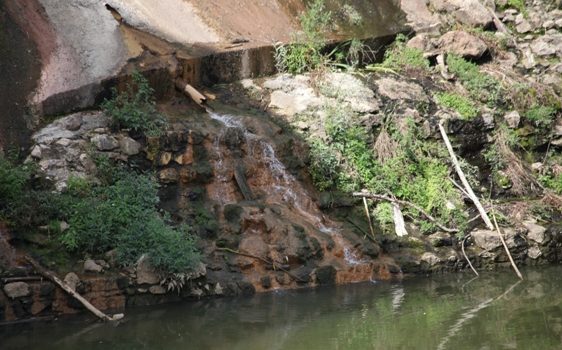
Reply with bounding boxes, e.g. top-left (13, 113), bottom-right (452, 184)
top-left (0, 156), bottom-right (31, 203)
top-left (525, 105), bottom-right (557, 128)
top-left (435, 92), bottom-right (479, 120)
top-left (446, 54), bottom-right (502, 106)
top-left (61, 170), bottom-right (200, 273)
top-left (369, 34), bottom-right (430, 72)
top-left (102, 71), bottom-right (166, 136)
top-left (539, 173), bottom-right (562, 195)
top-left (308, 138), bottom-right (341, 191)
top-left (275, 43), bottom-right (326, 74)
